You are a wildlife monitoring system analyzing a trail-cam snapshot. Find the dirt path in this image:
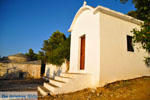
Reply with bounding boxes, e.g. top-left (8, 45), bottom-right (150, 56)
top-left (0, 79), bottom-right (45, 91)
top-left (39, 76), bottom-right (150, 100)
